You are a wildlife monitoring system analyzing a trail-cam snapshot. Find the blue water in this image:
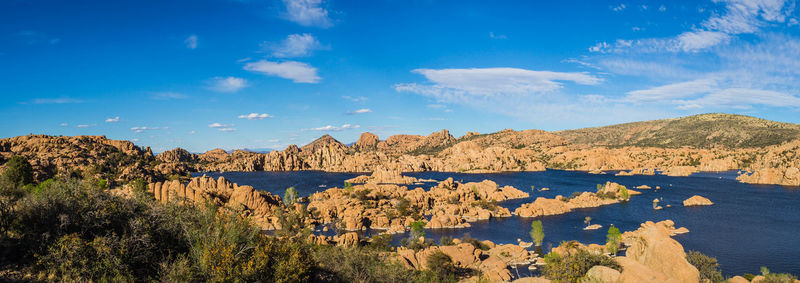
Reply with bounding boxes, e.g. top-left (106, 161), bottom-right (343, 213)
top-left (195, 170), bottom-right (800, 277)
